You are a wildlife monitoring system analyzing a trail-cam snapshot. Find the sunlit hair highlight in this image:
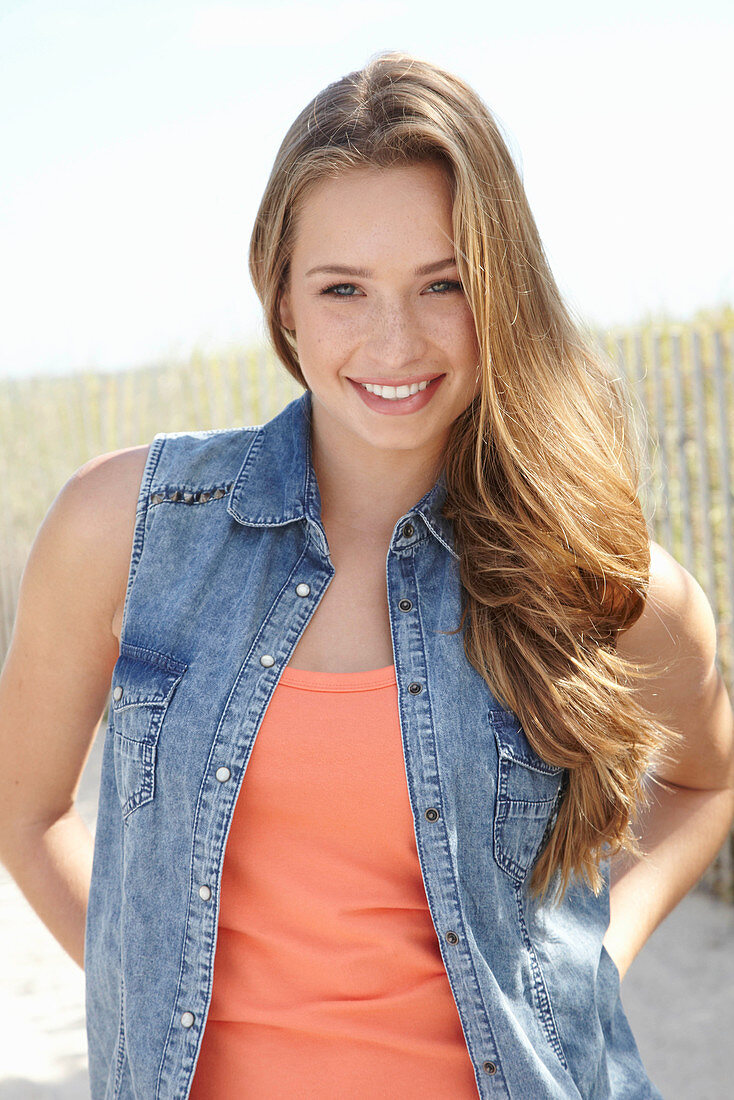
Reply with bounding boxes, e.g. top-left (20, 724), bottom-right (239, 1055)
top-left (249, 50), bottom-right (675, 899)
